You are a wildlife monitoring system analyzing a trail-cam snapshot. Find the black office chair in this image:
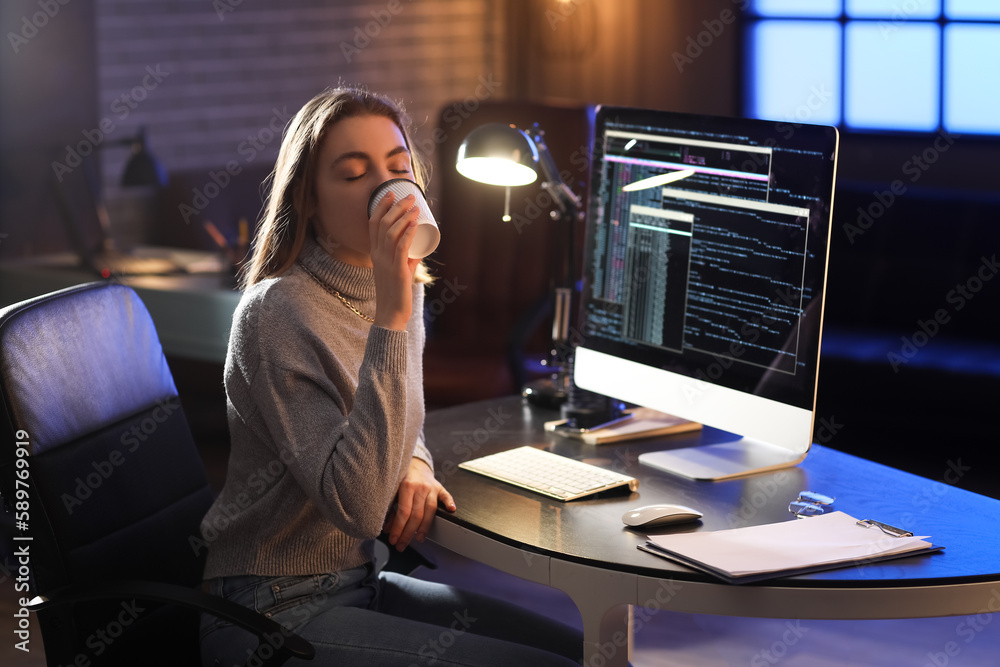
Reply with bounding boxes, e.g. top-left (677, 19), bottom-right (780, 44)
top-left (0, 282), bottom-right (313, 666)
